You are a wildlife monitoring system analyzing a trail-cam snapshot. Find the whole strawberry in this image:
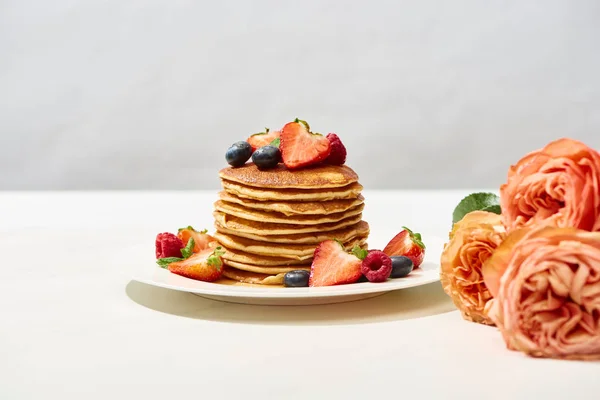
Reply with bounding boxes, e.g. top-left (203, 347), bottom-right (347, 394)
top-left (155, 232), bottom-right (184, 259)
top-left (324, 133), bottom-right (347, 165)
